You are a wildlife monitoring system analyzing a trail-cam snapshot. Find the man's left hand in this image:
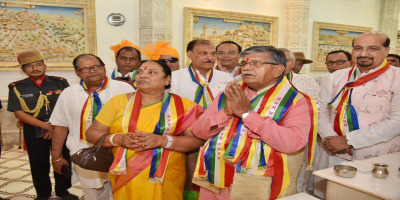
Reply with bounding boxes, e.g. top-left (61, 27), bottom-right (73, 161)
top-left (224, 80), bottom-right (251, 118)
top-left (323, 136), bottom-right (352, 155)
